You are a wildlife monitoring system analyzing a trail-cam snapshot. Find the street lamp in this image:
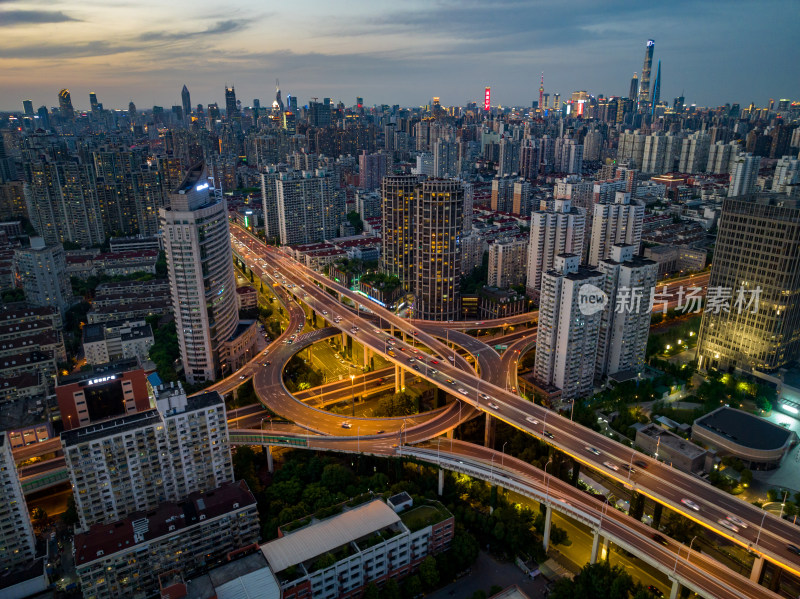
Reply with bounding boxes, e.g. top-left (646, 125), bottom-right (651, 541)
top-left (350, 374), bottom-right (355, 417)
top-left (501, 441), bottom-right (508, 467)
top-left (544, 457), bottom-right (553, 502)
